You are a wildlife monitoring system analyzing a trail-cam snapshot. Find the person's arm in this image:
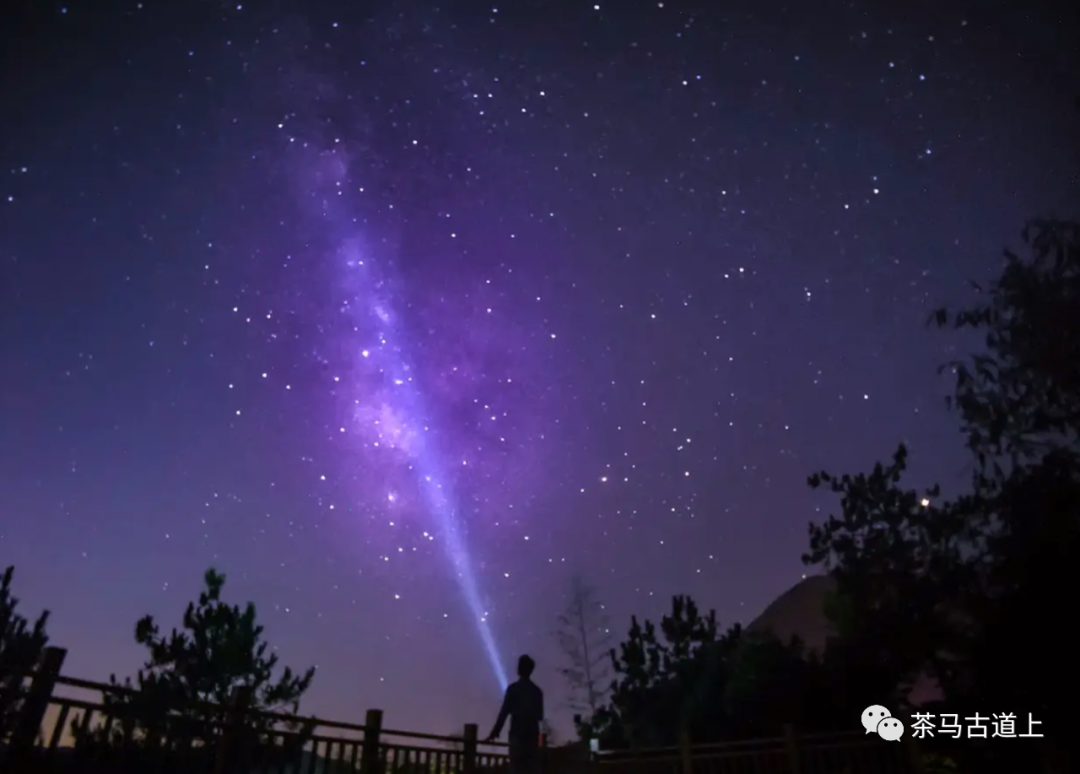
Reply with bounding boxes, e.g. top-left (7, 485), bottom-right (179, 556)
top-left (487, 687), bottom-right (512, 741)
